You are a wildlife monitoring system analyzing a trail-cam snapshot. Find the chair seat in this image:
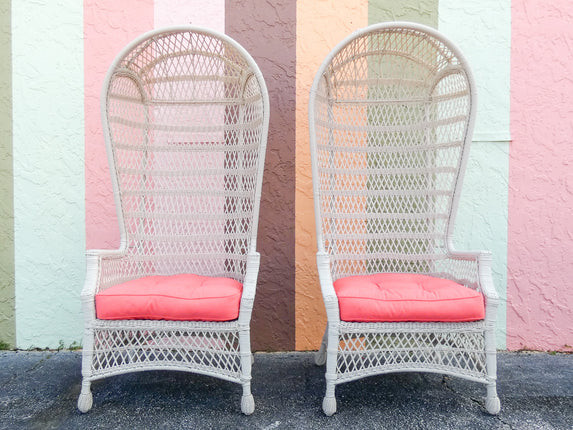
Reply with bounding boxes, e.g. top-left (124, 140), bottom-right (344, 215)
top-left (334, 273), bottom-right (485, 322)
top-left (95, 274), bottom-right (243, 321)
